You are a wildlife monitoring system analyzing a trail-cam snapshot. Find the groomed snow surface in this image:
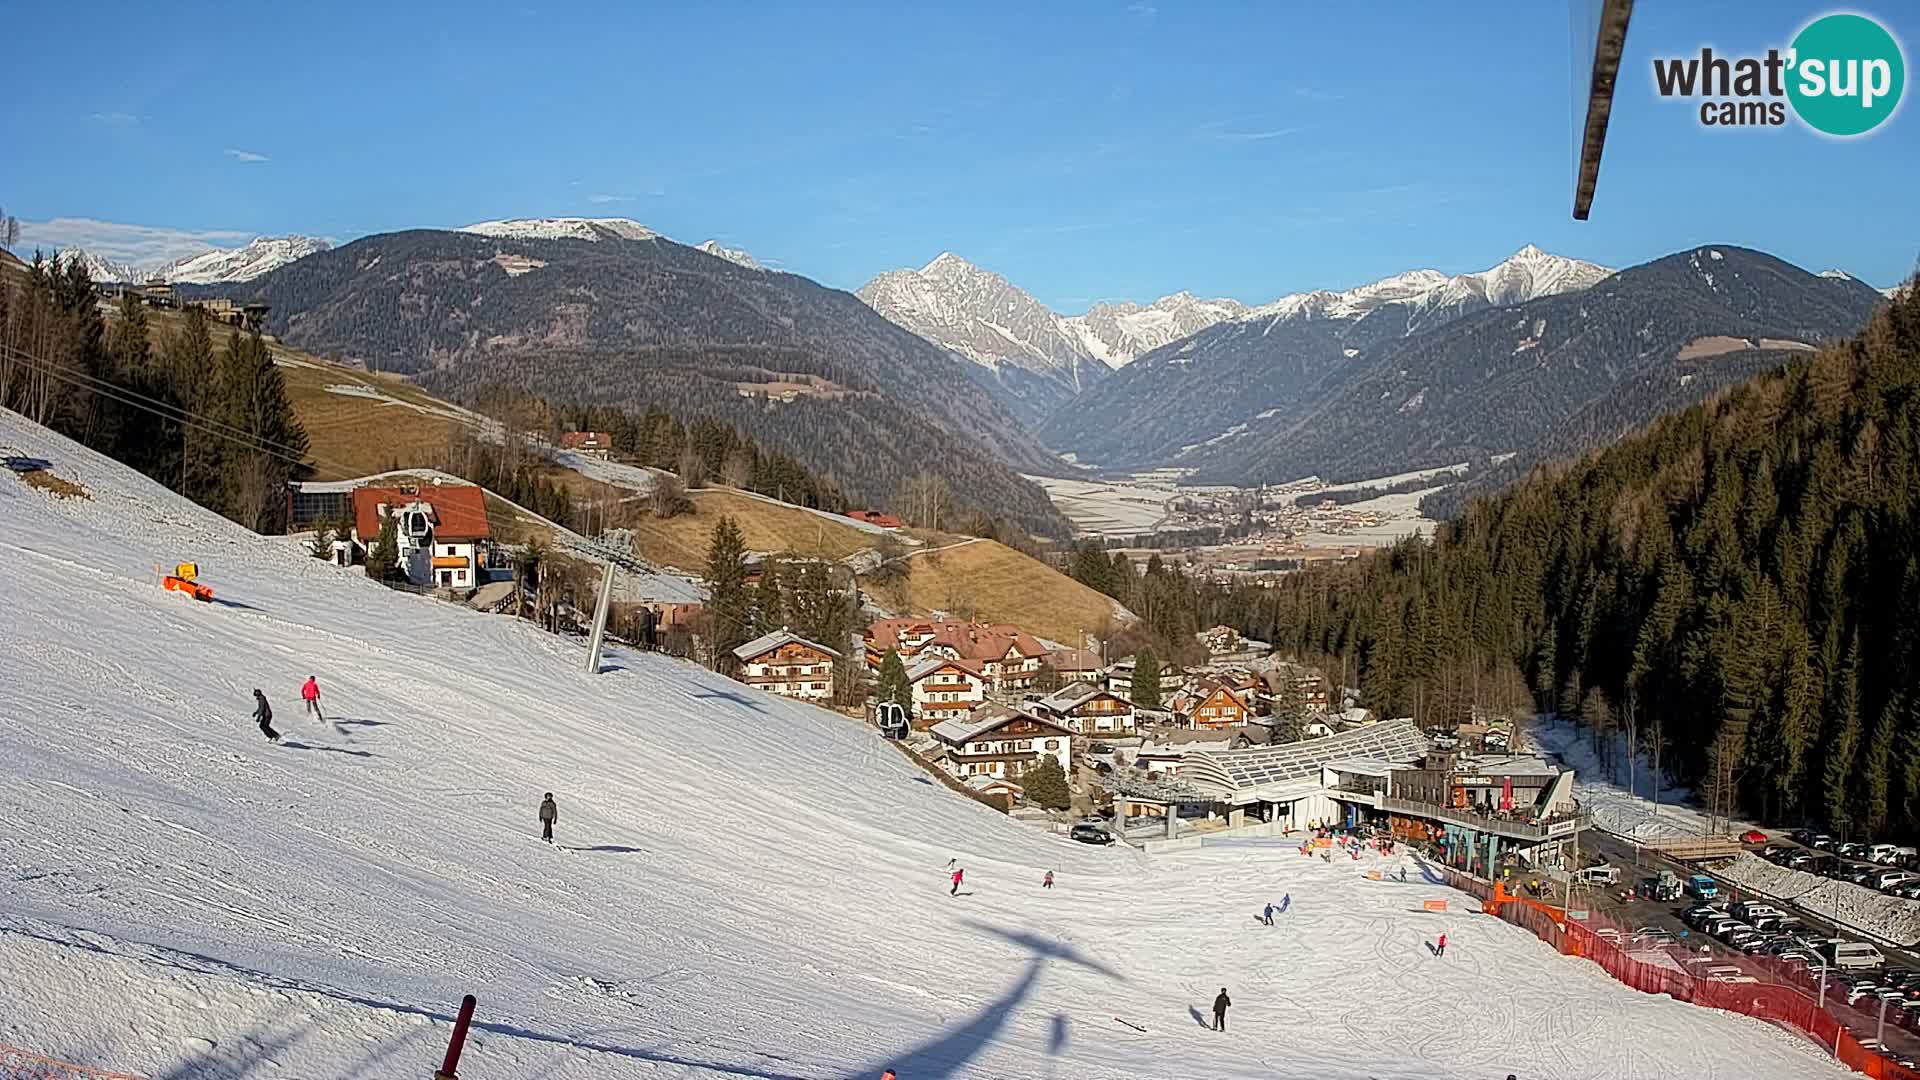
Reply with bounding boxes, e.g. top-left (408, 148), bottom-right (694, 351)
top-left (0, 409), bottom-right (1846, 1079)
